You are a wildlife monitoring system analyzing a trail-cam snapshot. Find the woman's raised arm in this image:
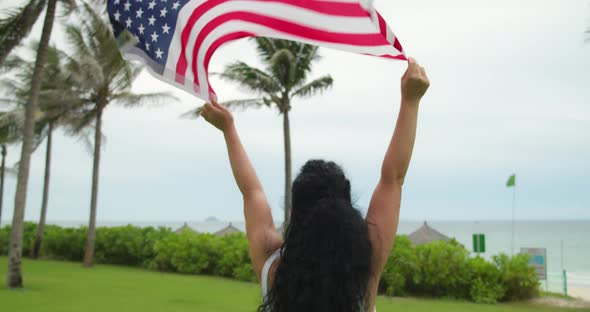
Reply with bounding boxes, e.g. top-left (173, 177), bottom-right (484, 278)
top-left (201, 100), bottom-right (282, 281)
top-left (366, 57), bottom-right (430, 294)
